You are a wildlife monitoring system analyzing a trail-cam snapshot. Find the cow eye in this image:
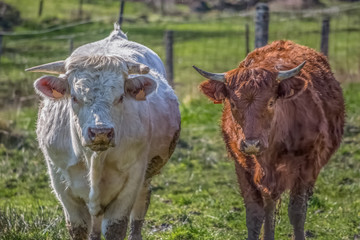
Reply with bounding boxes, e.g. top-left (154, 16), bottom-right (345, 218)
top-left (115, 95), bottom-right (124, 104)
top-left (230, 101), bottom-right (235, 109)
top-left (268, 99), bottom-right (275, 108)
top-left (71, 95), bottom-right (78, 103)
